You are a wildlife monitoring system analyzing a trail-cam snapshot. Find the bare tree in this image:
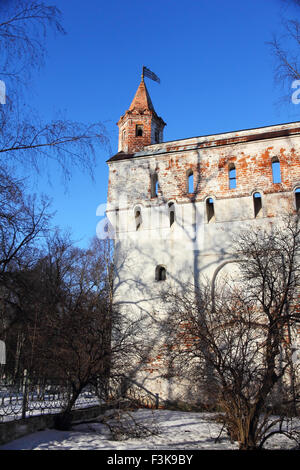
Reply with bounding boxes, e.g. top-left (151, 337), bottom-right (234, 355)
top-left (0, 169), bottom-right (51, 276)
top-left (0, 168), bottom-right (52, 374)
top-left (163, 215), bottom-right (300, 450)
top-left (0, 0), bottom-right (64, 83)
top-left (0, 0), bottom-right (109, 181)
top-left (269, 0), bottom-right (300, 98)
